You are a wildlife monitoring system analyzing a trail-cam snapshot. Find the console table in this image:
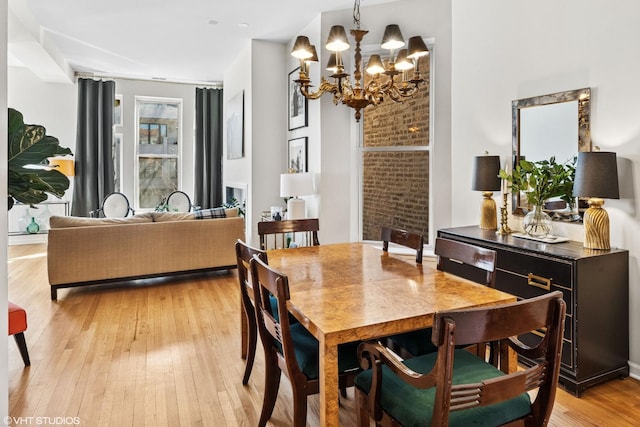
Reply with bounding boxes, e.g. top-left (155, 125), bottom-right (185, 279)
top-left (437, 226), bottom-right (629, 396)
